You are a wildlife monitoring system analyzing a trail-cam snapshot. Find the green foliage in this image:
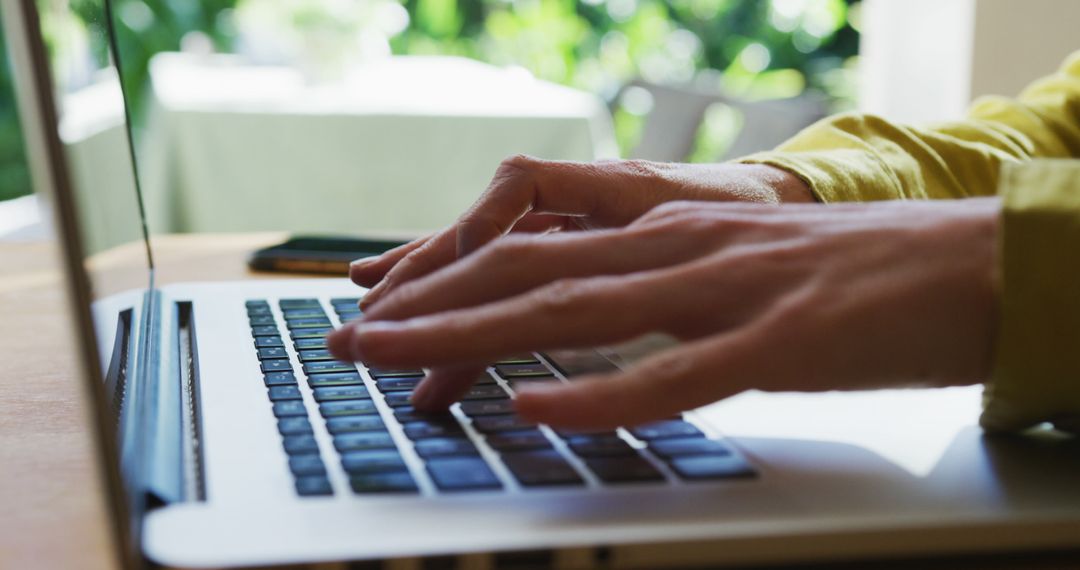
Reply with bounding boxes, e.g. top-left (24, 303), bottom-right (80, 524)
top-left (0, 21), bottom-right (31, 201)
top-left (0, 0), bottom-right (859, 202)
